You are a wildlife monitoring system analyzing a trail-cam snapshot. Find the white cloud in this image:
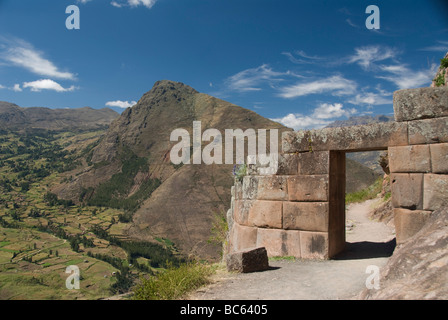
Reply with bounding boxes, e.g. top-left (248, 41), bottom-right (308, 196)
top-left (346, 18), bottom-right (359, 28)
top-left (348, 45), bottom-right (398, 70)
top-left (348, 90), bottom-right (392, 106)
top-left (377, 63), bottom-right (438, 89)
top-left (278, 75), bottom-right (357, 98)
top-left (0, 84), bottom-right (5, 89)
top-left (129, 0), bottom-right (157, 8)
top-left (111, 0), bottom-right (157, 8)
top-left (313, 103), bottom-right (357, 119)
top-left (105, 100), bottom-right (137, 109)
top-left (111, 1), bottom-right (123, 7)
top-left (12, 84), bottom-right (22, 92)
top-left (226, 64), bottom-right (293, 92)
top-left (419, 41), bottom-right (448, 52)
top-left (23, 79), bottom-right (76, 92)
top-left (1, 38), bottom-right (75, 80)
top-left (281, 50), bottom-right (325, 65)
top-left (272, 103), bottom-right (357, 130)
top-left (272, 113), bottom-right (331, 130)
top-left (77, 0), bottom-right (93, 4)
